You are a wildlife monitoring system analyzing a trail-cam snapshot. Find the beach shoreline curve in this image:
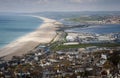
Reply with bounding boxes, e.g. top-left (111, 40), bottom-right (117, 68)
top-left (0, 16), bottom-right (63, 59)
